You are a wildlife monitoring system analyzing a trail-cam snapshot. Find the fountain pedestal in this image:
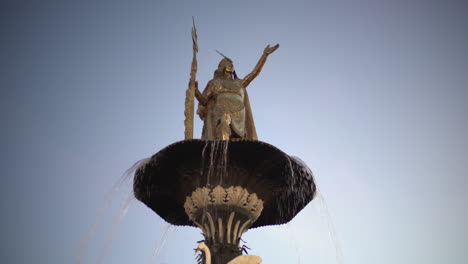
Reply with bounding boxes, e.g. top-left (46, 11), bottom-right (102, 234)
top-left (134, 140), bottom-right (315, 264)
top-left (185, 186), bottom-right (263, 263)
